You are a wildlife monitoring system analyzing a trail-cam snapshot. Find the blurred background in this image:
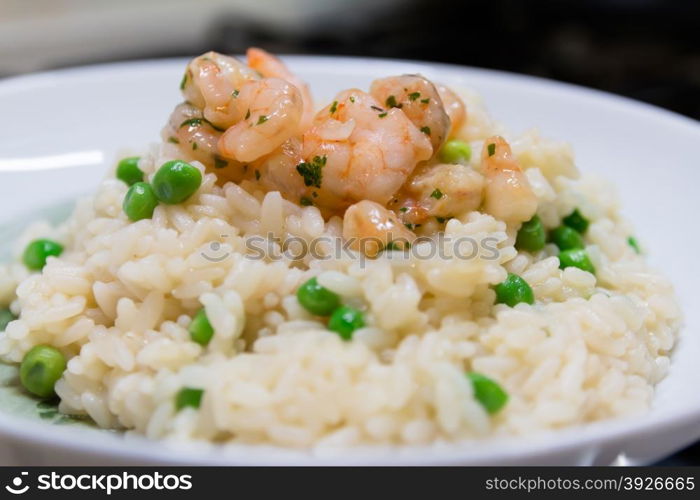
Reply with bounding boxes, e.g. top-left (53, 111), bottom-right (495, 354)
top-left (1, 0), bottom-right (698, 119)
top-left (0, 0), bottom-right (698, 464)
